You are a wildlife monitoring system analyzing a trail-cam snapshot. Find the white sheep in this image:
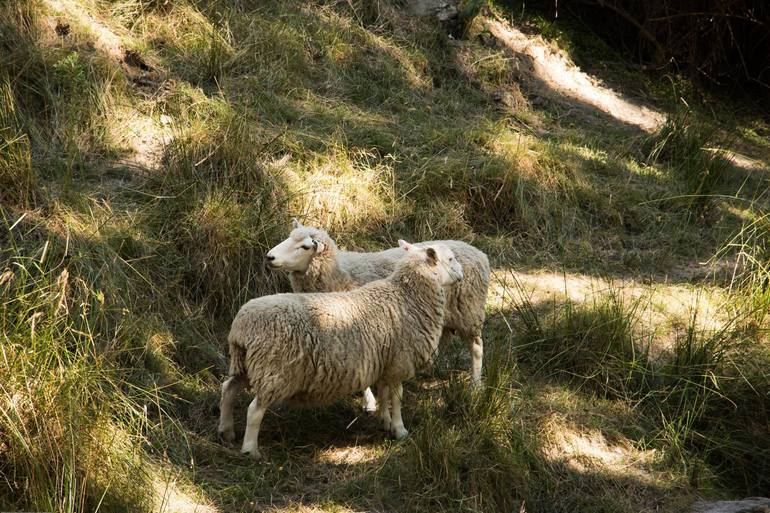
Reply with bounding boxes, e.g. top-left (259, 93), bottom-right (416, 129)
top-left (218, 241), bottom-right (464, 459)
top-left (265, 220), bottom-right (490, 408)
